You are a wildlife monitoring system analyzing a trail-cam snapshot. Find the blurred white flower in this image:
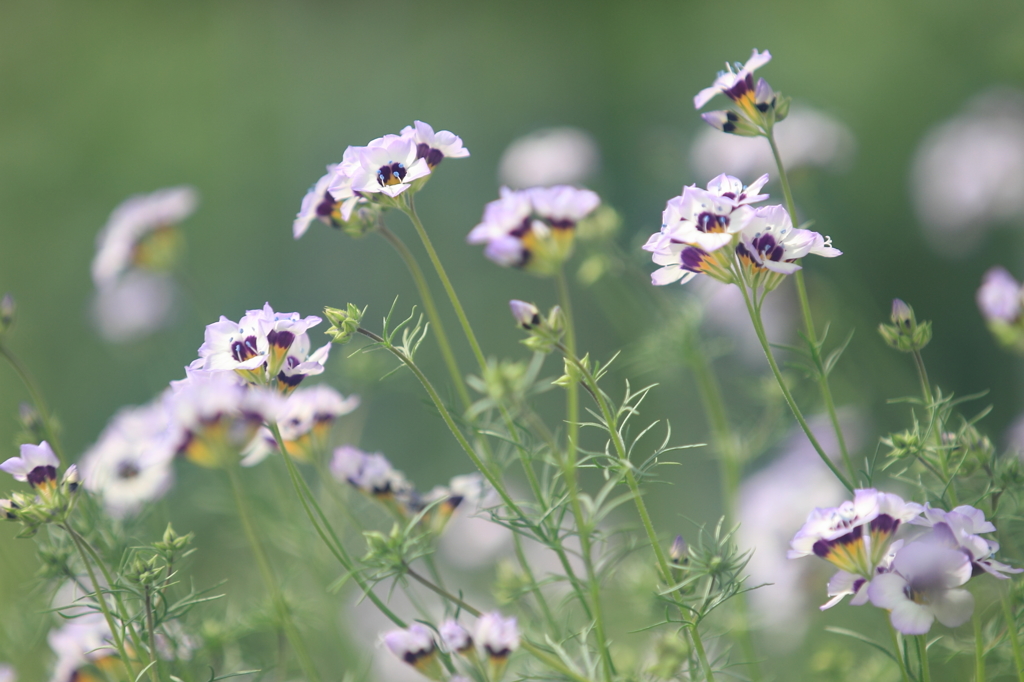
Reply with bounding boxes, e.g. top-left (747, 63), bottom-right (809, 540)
top-left (911, 88), bottom-right (1024, 255)
top-left (0, 663), bottom-right (13, 682)
top-left (736, 411), bottom-right (863, 646)
top-left (691, 277), bottom-right (796, 365)
top-left (48, 612), bottom-right (115, 682)
top-left (498, 127), bottom-right (600, 188)
top-left (691, 105), bottom-right (855, 182)
top-left (92, 270), bottom-right (176, 343)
